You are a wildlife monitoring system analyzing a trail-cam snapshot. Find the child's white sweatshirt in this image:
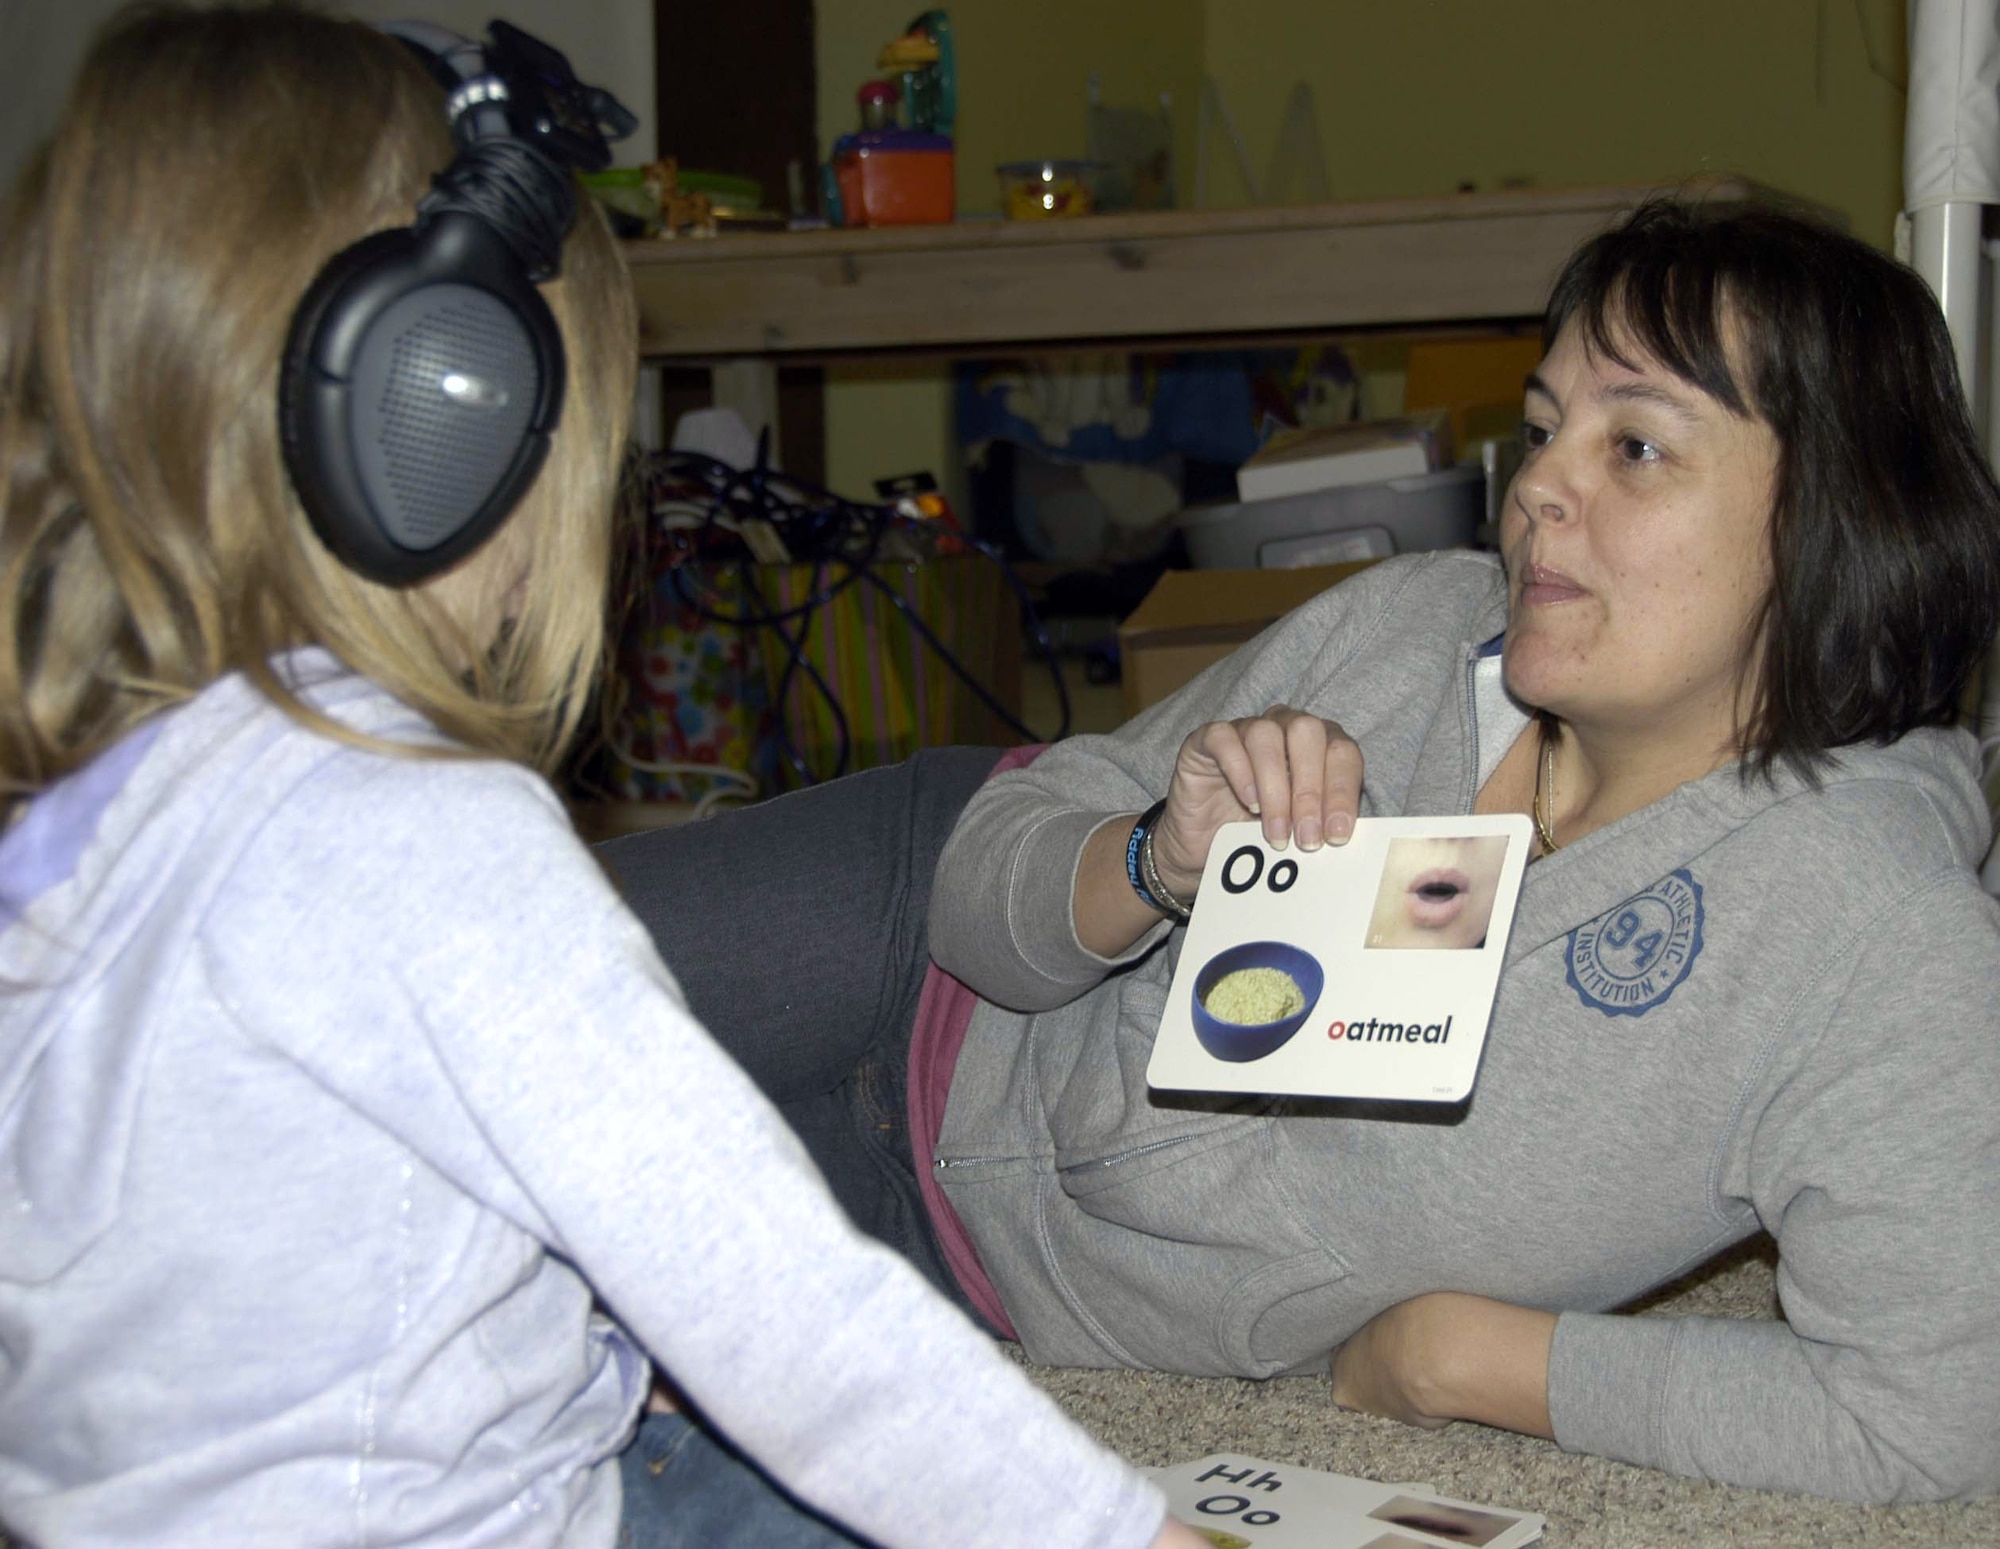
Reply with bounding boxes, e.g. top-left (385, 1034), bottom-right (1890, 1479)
top-left (0, 659), bottom-right (1164, 1548)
